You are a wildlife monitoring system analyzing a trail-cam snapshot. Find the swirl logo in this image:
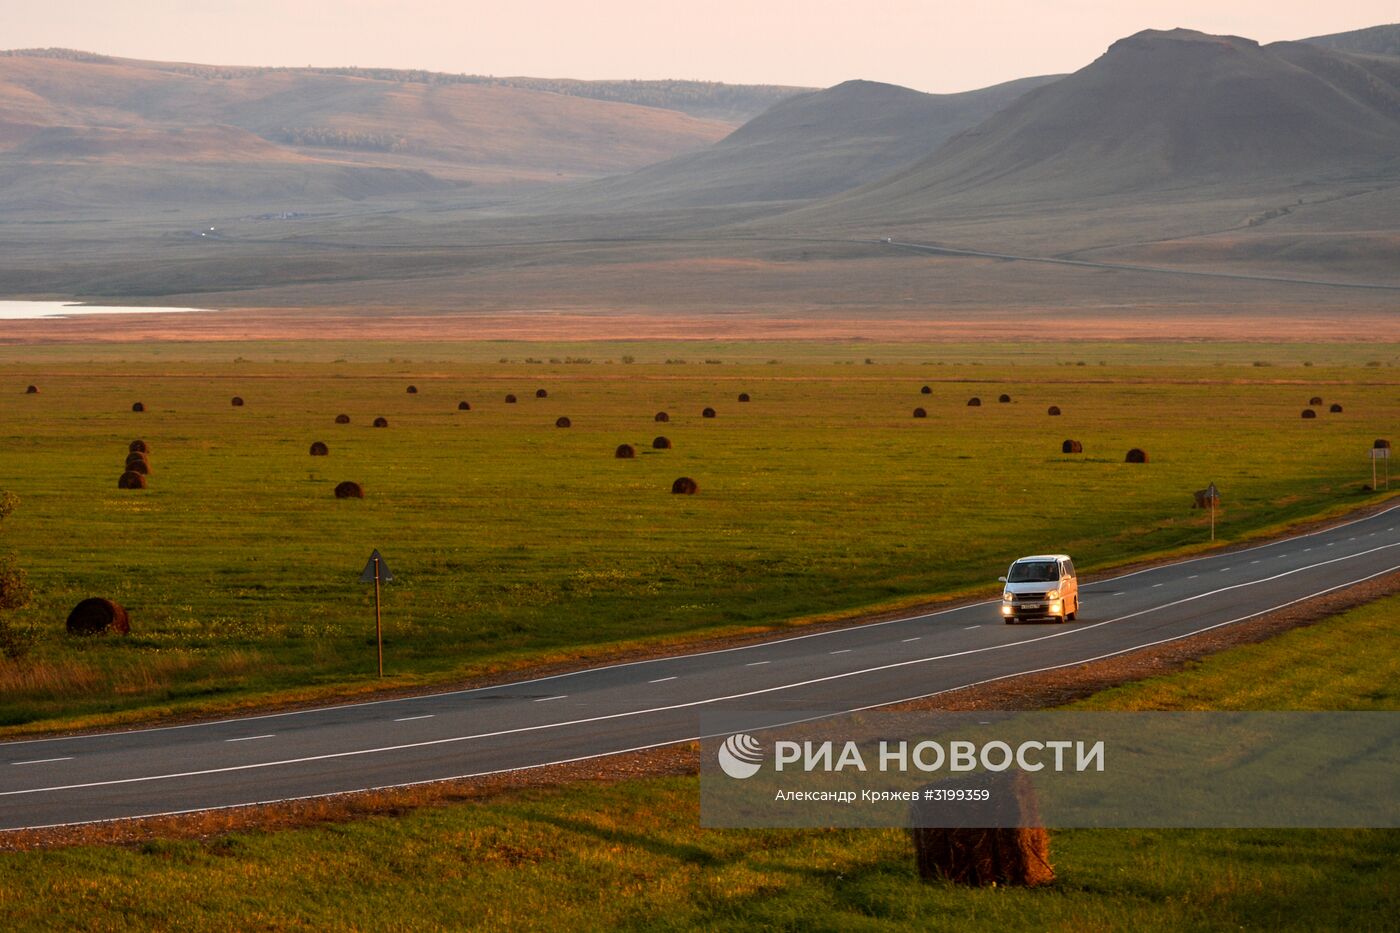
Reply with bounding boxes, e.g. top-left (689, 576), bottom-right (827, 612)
top-left (717, 733), bottom-right (764, 779)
